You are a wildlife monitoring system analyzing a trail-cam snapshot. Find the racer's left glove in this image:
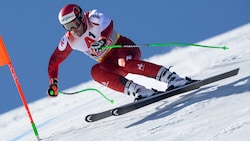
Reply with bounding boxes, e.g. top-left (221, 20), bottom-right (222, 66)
top-left (90, 39), bottom-right (107, 53)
